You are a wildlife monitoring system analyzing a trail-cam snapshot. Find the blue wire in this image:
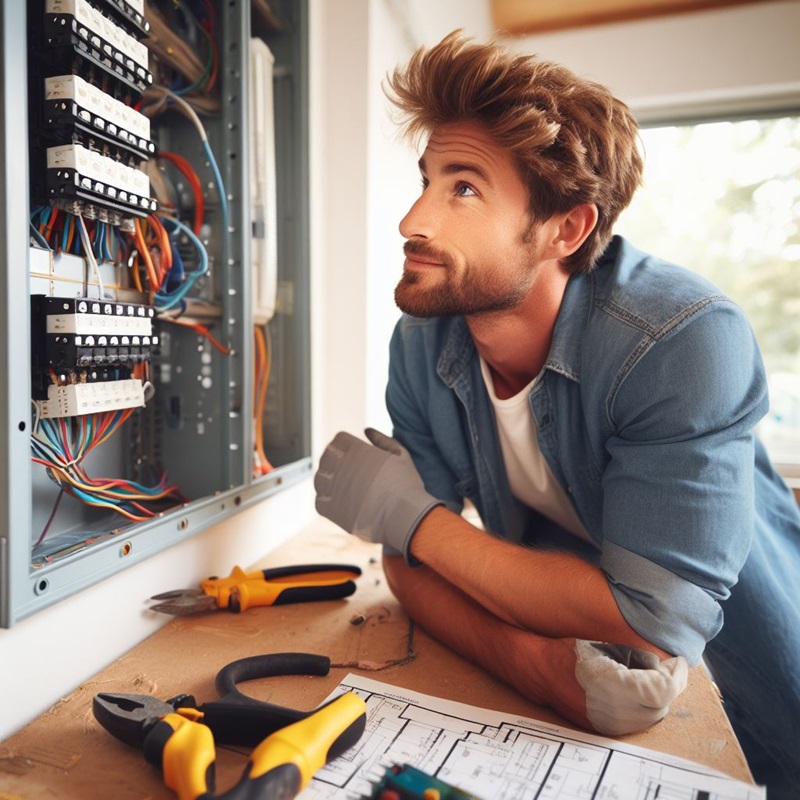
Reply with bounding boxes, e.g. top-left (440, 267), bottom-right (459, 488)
top-left (30, 221), bottom-right (52, 250)
top-left (155, 216), bottom-right (209, 311)
top-left (202, 139), bottom-right (229, 233)
top-left (70, 486), bottom-right (124, 509)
